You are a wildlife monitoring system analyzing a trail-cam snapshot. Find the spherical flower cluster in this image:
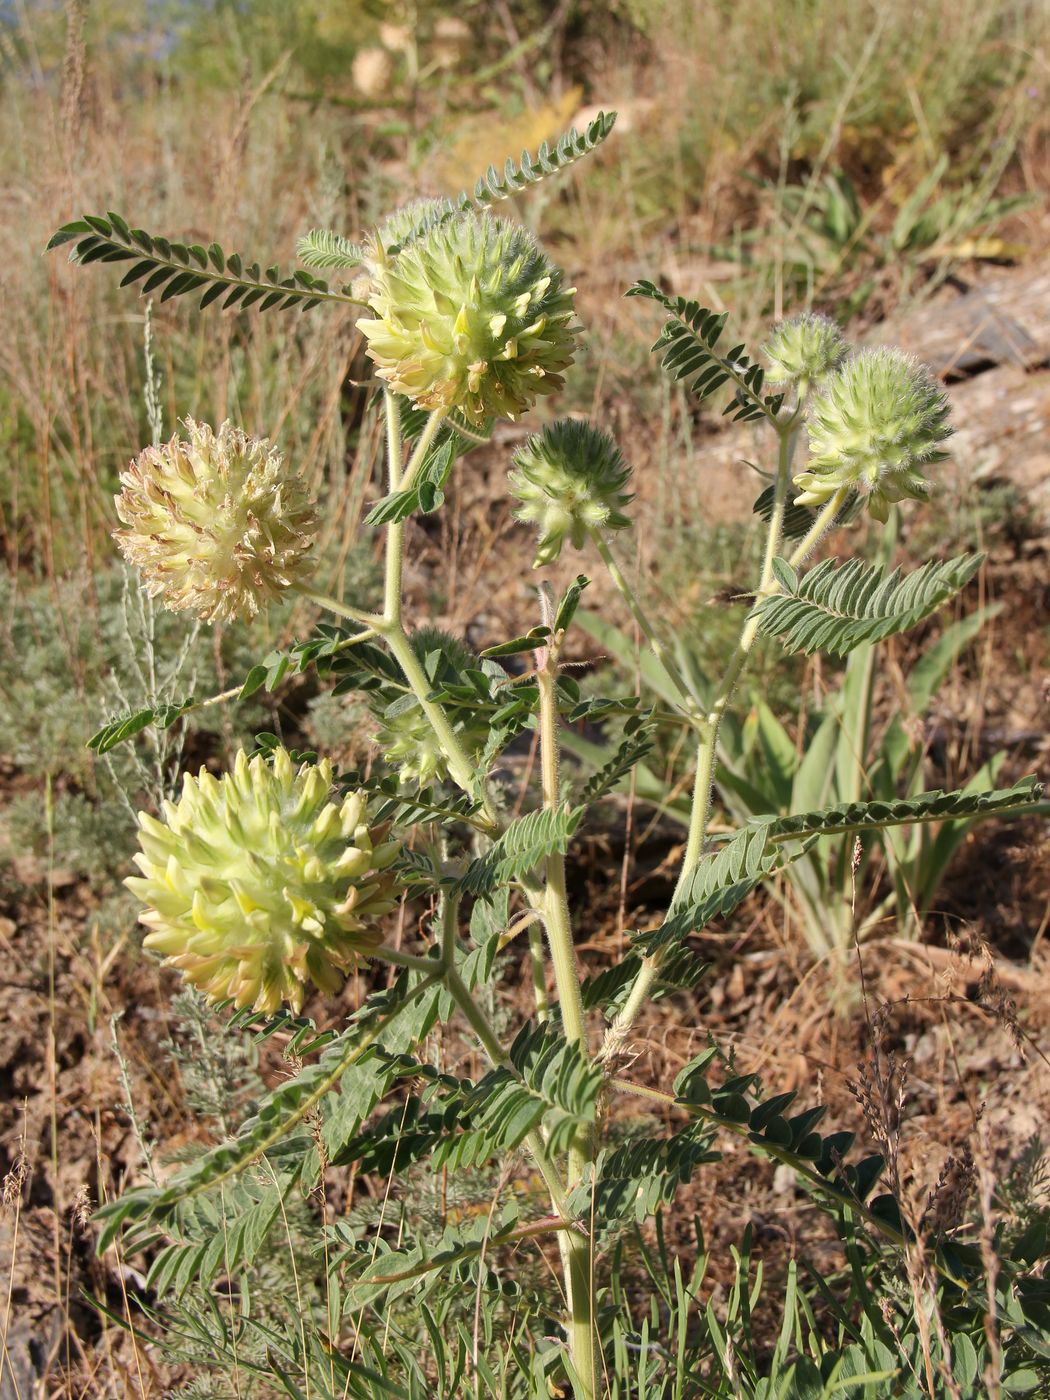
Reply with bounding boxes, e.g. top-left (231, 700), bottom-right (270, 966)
top-left (358, 211), bottom-right (577, 424)
top-left (127, 748), bottom-right (401, 1014)
top-left (763, 312), bottom-right (848, 387)
top-left (509, 420), bottom-right (633, 566)
top-left (794, 348), bottom-right (953, 522)
top-left (373, 629), bottom-right (488, 786)
top-left (114, 420), bottom-right (318, 623)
